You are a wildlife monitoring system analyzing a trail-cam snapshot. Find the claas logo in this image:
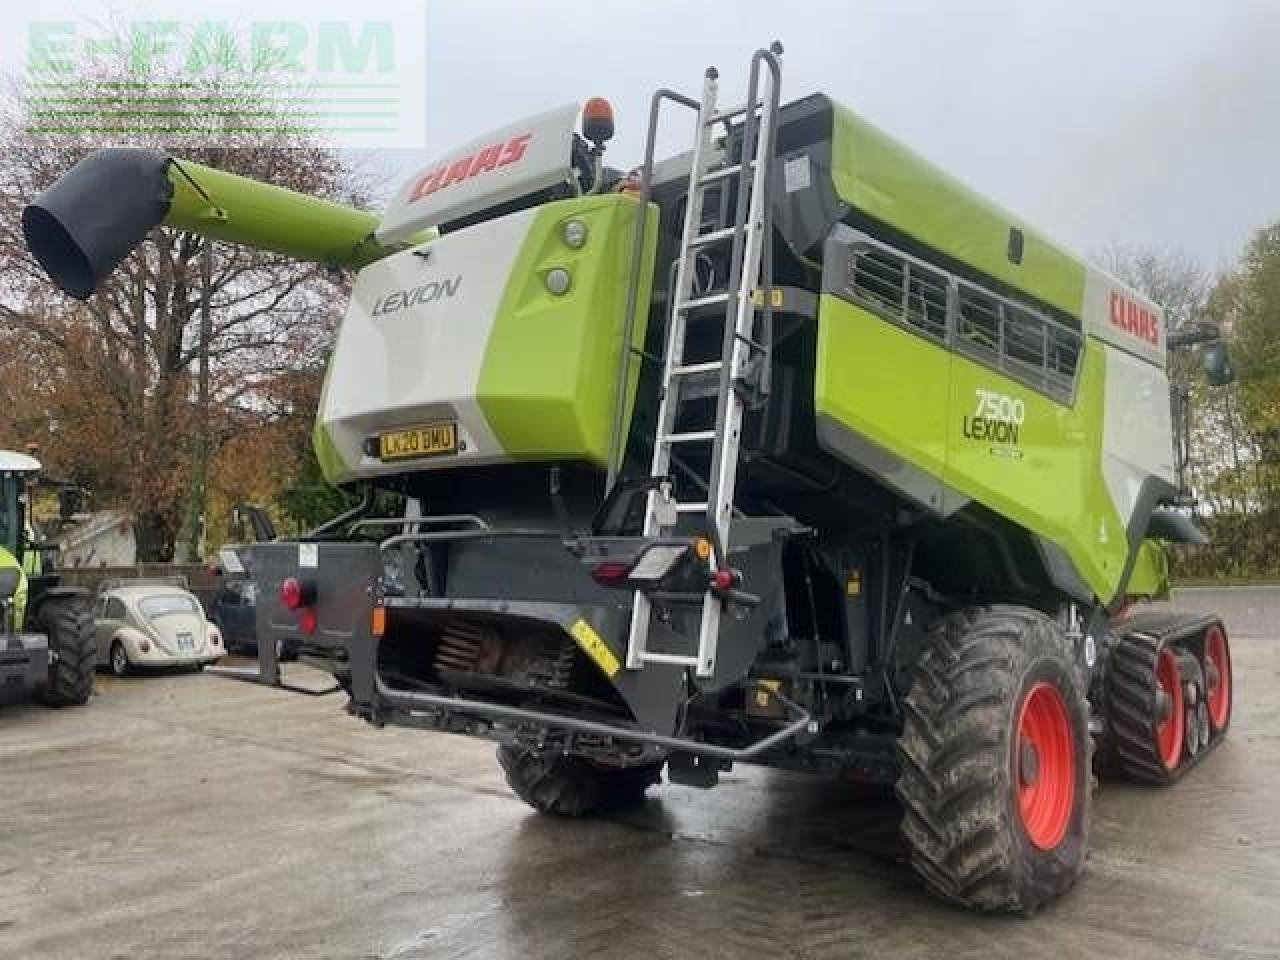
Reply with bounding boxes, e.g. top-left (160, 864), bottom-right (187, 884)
top-left (409, 133), bottom-right (533, 203)
top-left (1109, 291), bottom-right (1161, 347)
